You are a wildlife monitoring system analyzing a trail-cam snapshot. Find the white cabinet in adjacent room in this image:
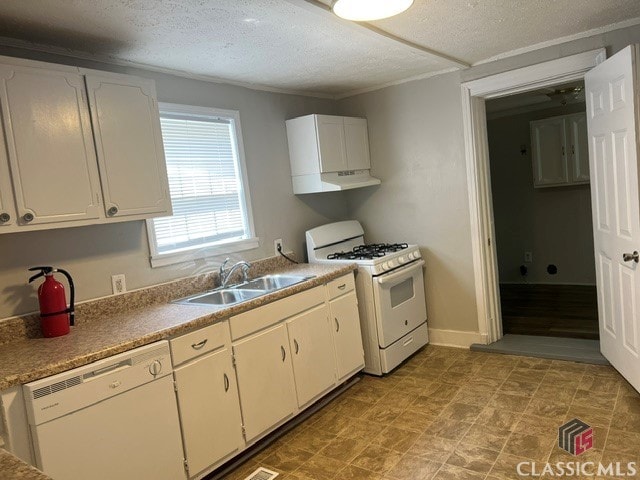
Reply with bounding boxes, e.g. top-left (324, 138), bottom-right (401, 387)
top-left (530, 112), bottom-right (589, 188)
top-left (83, 71), bottom-right (171, 219)
top-left (0, 61), bottom-right (102, 226)
top-left (286, 303), bottom-right (336, 408)
top-left (232, 324), bottom-right (297, 443)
